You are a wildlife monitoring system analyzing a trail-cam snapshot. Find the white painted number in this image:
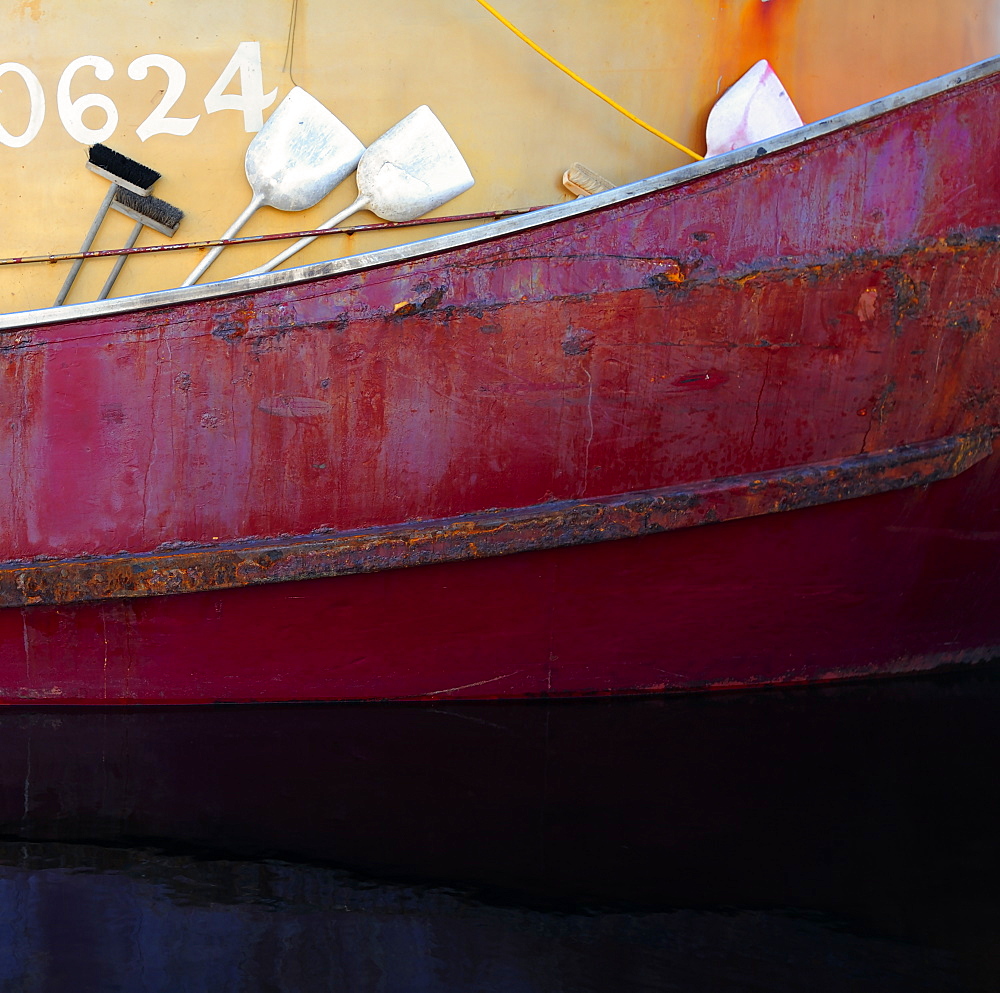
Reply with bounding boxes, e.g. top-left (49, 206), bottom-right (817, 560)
top-left (129, 55), bottom-right (201, 141)
top-left (0, 63), bottom-right (45, 148)
top-left (203, 41), bottom-right (277, 132)
top-left (58, 55), bottom-right (118, 144)
top-left (0, 43), bottom-right (275, 149)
